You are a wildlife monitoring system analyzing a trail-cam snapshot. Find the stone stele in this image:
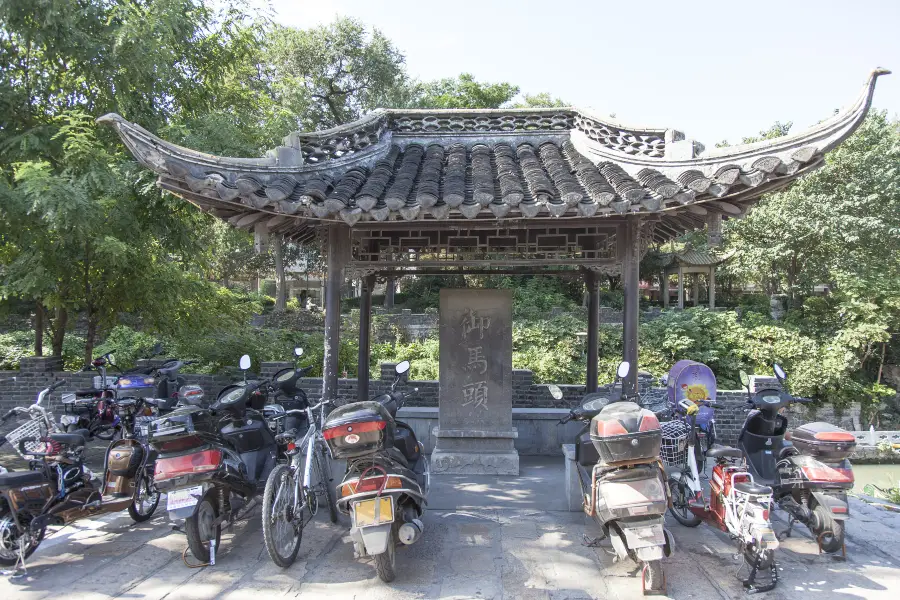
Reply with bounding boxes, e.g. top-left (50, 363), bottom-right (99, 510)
top-left (431, 289), bottom-right (519, 475)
